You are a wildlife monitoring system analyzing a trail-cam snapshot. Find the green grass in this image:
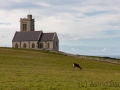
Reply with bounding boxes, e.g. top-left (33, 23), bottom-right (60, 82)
top-left (0, 47), bottom-right (120, 90)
